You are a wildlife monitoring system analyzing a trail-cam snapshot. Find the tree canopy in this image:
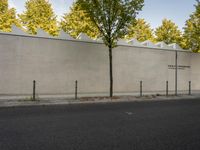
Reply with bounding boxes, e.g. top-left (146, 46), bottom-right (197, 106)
top-left (155, 19), bottom-right (182, 45)
top-left (78, 0), bottom-right (144, 47)
top-left (19, 0), bottom-right (59, 36)
top-left (0, 0), bottom-right (20, 32)
top-left (60, 2), bottom-right (99, 39)
top-left (126, 18), bottom-right (154, 42)
top-left (183, 0), bottom-right (200, 52)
